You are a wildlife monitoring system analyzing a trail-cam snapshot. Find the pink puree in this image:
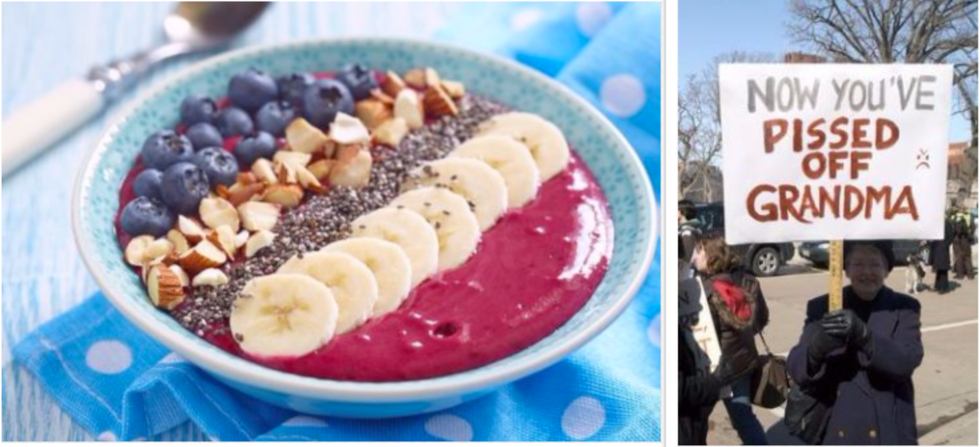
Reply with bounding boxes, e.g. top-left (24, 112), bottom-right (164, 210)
top-left (113, 70), bottom-right (614, 380)
top-left (118, 153), bottom-right (613, 381)
top-left (207, 155), bottom-right (612, 381)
